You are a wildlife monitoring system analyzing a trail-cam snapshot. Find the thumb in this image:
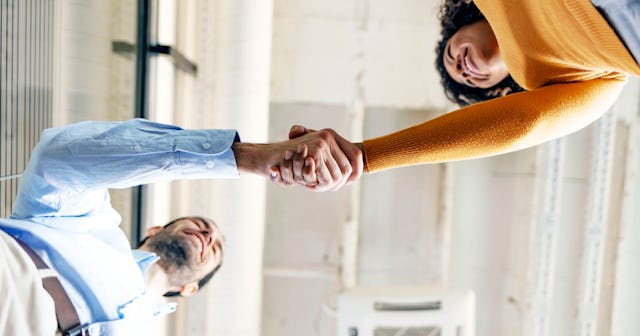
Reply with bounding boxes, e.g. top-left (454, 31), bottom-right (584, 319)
top-left (288, 125), bottom-right (313, 139)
